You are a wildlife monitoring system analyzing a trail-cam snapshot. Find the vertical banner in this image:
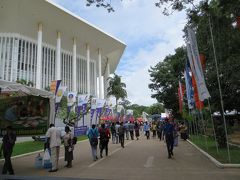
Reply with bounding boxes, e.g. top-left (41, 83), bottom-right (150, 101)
top-left (67, 92), bottom-right (77, 121)
top-left (50, 80), bottom-right (62, 95)
top-left (77, 94), bottom-right (88, 126)
top-left (55, 86), bottom-right (67, 113)
top-left (187, 27), bottom-right (210, 101)
top-left (178, 81), bottom-right (185, 114)
top-left (184, 63), bottom-right (195, 109)
top-left (96, 99), bottom-right (106, 124)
